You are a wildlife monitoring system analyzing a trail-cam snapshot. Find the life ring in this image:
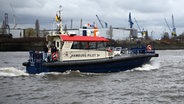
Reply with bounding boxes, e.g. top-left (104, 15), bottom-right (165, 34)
top-left (52, 52), bottom-right (58, 61)
top-left (146, 45), bottom-right (152, 52)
